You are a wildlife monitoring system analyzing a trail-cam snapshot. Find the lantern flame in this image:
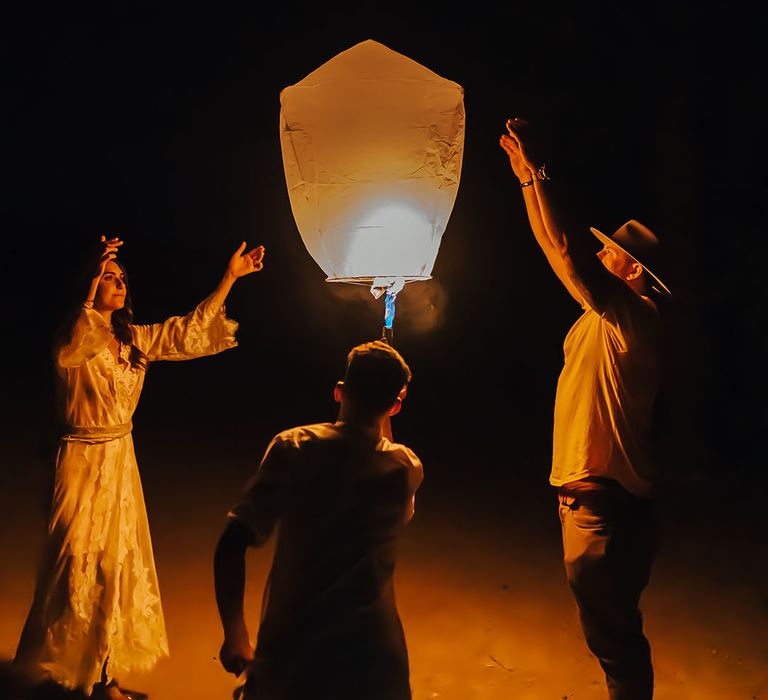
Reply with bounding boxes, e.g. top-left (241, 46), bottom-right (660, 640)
top-left (384, 291), bottom-right (397, 330)
top-left (371, 276), bottom-right (405, 339)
